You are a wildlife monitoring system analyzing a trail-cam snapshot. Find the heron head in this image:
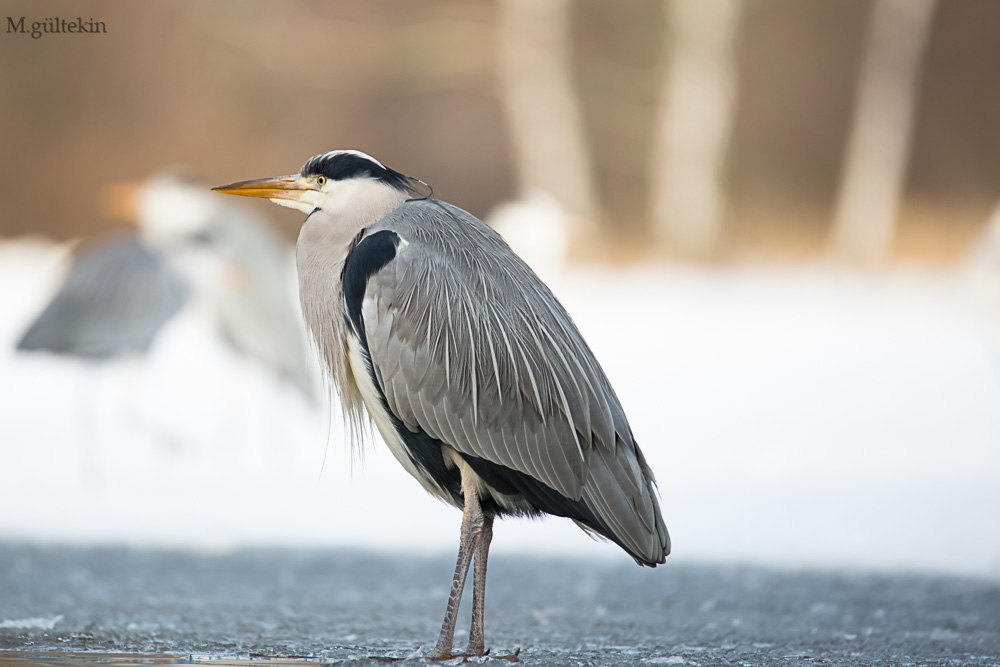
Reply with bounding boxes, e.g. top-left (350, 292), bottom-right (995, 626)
top-left (212, 150), bottom-right (423, 218)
